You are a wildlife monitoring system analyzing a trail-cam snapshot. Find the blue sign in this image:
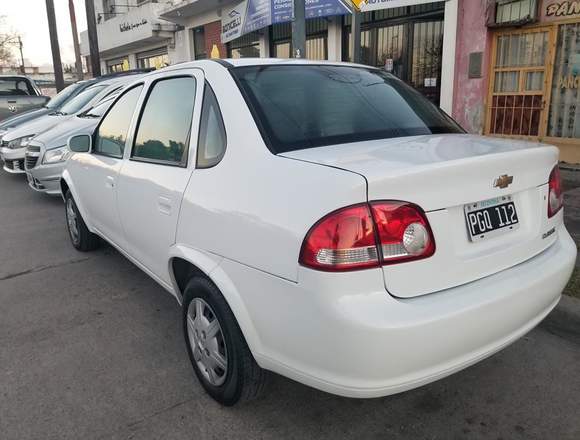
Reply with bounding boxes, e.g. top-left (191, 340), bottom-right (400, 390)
top-left (272, 0), bottom-right (351, 23)
top-left (244, 0), bottom-right (272, 33)
top-left (223, 0), bottom-right (351, 43)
